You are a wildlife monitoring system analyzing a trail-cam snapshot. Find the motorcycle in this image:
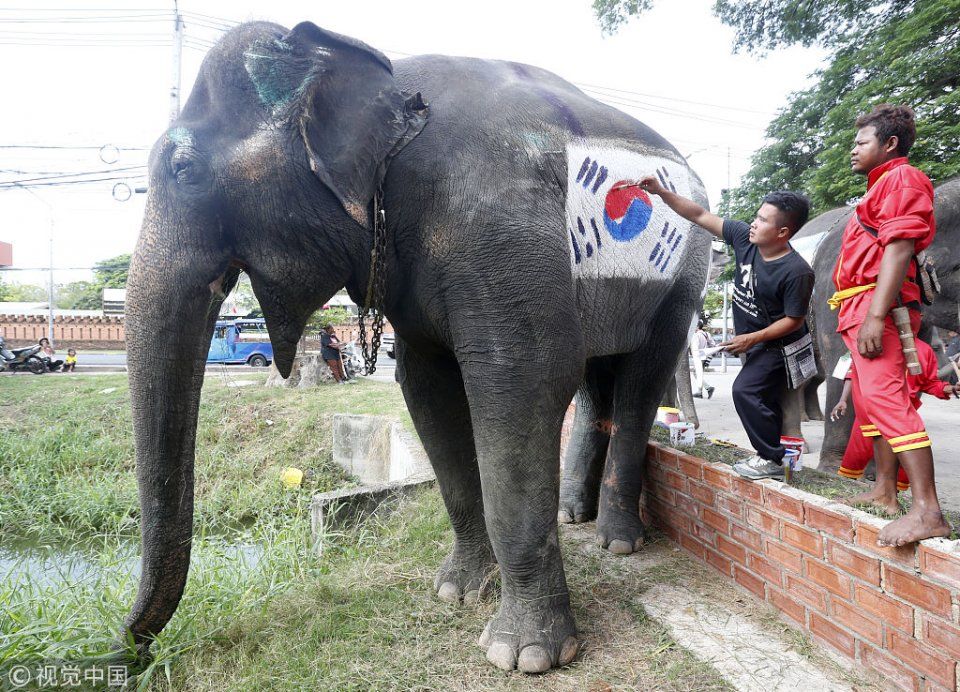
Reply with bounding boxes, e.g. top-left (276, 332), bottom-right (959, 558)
top-left (340, 341), bottom-right (363, 380)
top-left (0, 337), bottom-right (47, 374)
